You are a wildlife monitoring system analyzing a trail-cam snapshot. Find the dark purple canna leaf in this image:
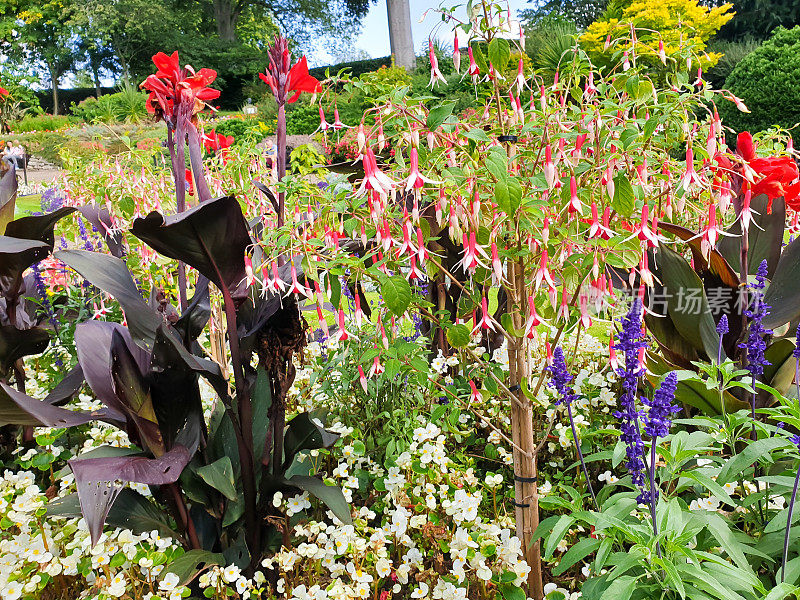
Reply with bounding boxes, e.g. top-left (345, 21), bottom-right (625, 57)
top-left (76, 204), bottom-right (125, 257)
top-left (0, 165), bottom-right (17, 234)
top-left (0, 236), bottom-right (50, 283)
top-left (56, 250), bottom-right (162, 348)
top-left (0, 381), bottom-right (102, 427)
top-left (5, 207), bottom-right (76, 248)
top-left (110, 329), bottom-right (164, 456)
top-left (763, 234), bottom-right (800, 329)
top-left (44, 364), bottom-right (85, 406)
top-left (174, 276), bottom-right (211, 344)
top-left (131, 196), bottom-right (251, 304)
top-left (70, 445), bottom-right (193, 545)
top-left (76, 321), bottom-right (149, 418)
top-left (0, 324), bottom-right (49, 376)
